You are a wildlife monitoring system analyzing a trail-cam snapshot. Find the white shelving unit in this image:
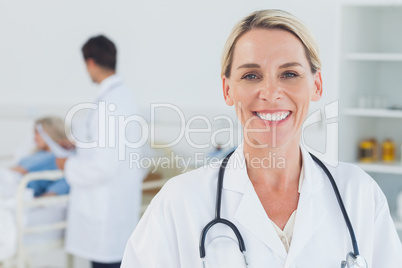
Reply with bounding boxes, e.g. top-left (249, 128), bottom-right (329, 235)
top-left (393, 217), bottom-right (402, 231)
top-left (339, 5), bottom-right (402, 233)
top-left (344, 108), bottom-right (402, 118)
top-left (354, 162), bottom-right (402, 175)
top-left (345, 53), bottom-right (402, 61)
top-left (339, 4), bottom-right (402, 163)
